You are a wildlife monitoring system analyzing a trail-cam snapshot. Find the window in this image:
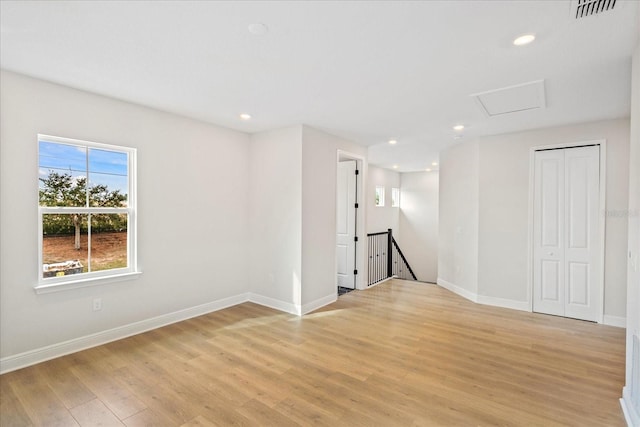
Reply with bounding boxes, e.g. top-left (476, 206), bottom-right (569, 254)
top-left (375, 186), bottom-right (385, 207)
top-left (392, 187), bottom-right (400, 207)
top-left (37, 134), bottom-right (137, 290)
